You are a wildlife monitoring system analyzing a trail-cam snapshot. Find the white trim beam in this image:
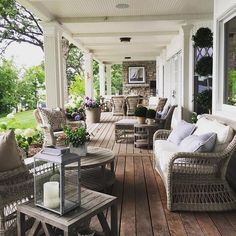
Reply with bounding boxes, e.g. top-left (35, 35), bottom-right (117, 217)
top-left (84, 42), bottom-right (169, 47)
top-left (59, 14), bottom-right (213, 23)
top-left (73, 31), bottom-right (179, 38)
